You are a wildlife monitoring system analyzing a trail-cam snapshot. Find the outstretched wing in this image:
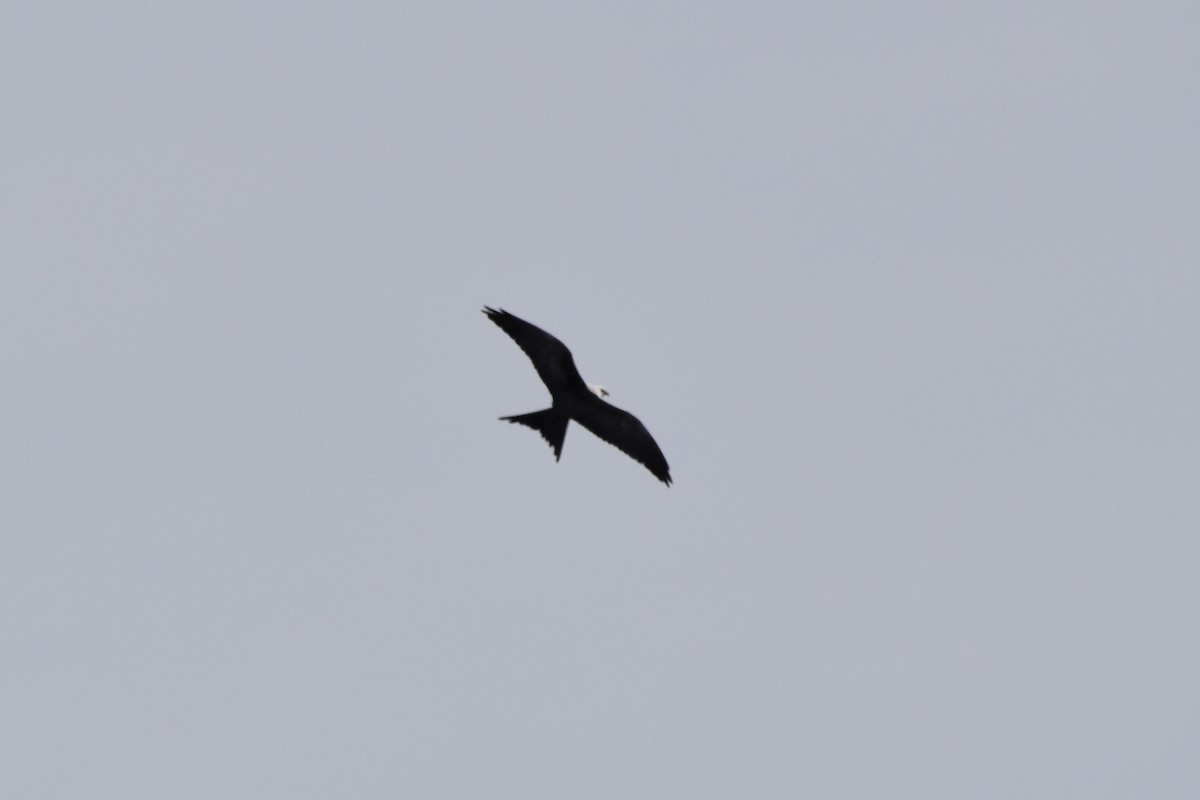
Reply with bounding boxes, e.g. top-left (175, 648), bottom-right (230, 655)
top-left (571, 393), bottom-right (672, 486)
top-left (483, 307), bottom-right (587, 398)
